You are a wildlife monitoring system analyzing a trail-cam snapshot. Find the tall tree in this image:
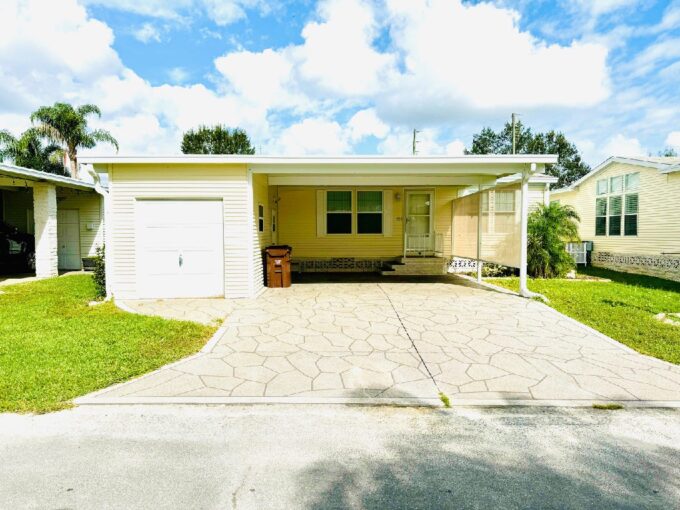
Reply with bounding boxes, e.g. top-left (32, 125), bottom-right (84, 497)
top-left (30, 103), bottom-right (119, 178)
top-left (181, 125), bottom-right (255, 155)
top-left (467, 121), bottom-right (590, 188)
top-left (0, 128), bottom-right (66, 175)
